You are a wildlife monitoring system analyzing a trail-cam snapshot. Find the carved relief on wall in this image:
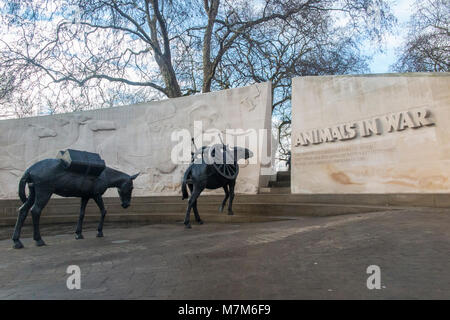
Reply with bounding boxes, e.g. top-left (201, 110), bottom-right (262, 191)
top-left (0, 82), bottom-right (271, 199)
